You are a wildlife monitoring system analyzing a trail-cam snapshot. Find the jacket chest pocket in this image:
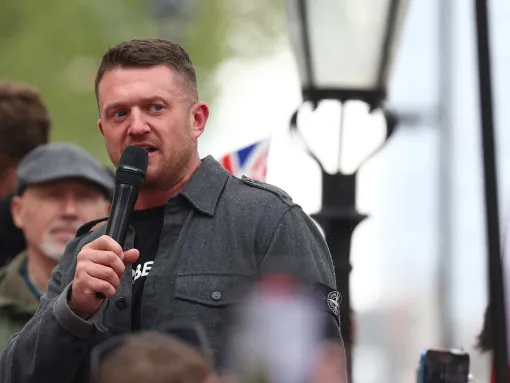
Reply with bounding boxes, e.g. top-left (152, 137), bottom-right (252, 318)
top-left (173, 273), bottom-right (254, 352)
top-left (175, 274), bottom-right (253, 306)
